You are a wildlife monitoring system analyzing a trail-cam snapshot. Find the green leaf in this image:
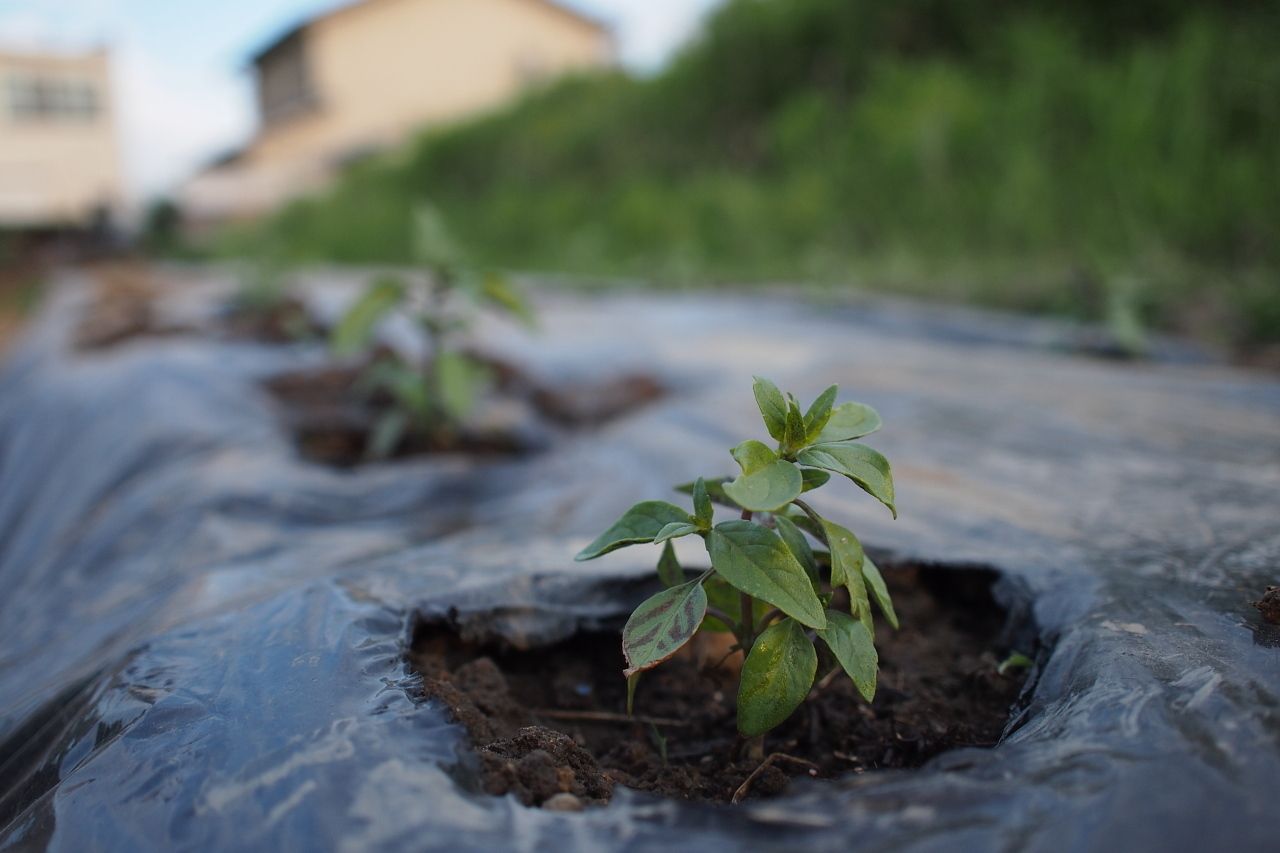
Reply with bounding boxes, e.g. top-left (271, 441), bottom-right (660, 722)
top-left (783, 504), bottom-right (823, 540)
top-left (622, 577), bottom-right (708, 676)
top-left (752, 376), bottom-right (788, 443)
top-left (331, 276), bottom-right (405, 355)
top-left (816, 610), bottom-right (878, 702)
top-left (862, 555), bottom-right (899, 630)
top-left (784, 397), bottom-right (807, 451)
top-left (814, 402), bottom-right (882, 443)
top-left (656, 541), bottom-right (683, 588)
top-left (364, 409), bottom-right (409, 461)
top-left (480, 271), bottom-right (535, 327)
top-left (730, 440), bottom-right (777, 474)
top-left (998, 651), bottom-right (1034, 675)
top-left (434, 351), bottom-right (490, 421)
top-left (723, 459), bottom-right (803, 512)
top-left (700, 576), bottom-right (768, 632)
top-left (653, 521), bottom-right (702, 544)
top-left (675, 477), bottom-right (740, 510)
top-left (854, 586), bottom-right (873, 633)
top-left (796, 442), bottom-right (896, 517)
top-left (820, 519), bottom-right (871, 629)
top-left (576, 501), bottom-right (696, 560)
top-left (361, 360), bottom-right (432, 420)
top-left (800, 468), bottom-right (830, 492)
top-left (818, 519), bottom-right (864, 588)
top-left (411, 203), bottom-right (462, 269)
top-left (737, 618), bottom-right (818, 738)
top-left (692, 477), bottom-right (713, 527)
top-left (773, 514), bottom-right (819, 589)
top-left (803, 385), bottom-right (838, 444)
top-left (705, 521), bottom-right (826, 629)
